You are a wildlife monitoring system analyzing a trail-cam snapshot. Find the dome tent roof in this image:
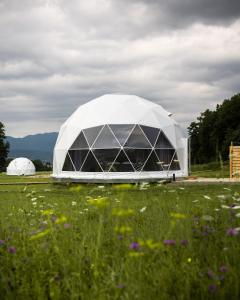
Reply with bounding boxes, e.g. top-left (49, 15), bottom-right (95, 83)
top-left (7, 157), bottom-right (36, 176)
top-left (53, 94), bottom-right (188, 182)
